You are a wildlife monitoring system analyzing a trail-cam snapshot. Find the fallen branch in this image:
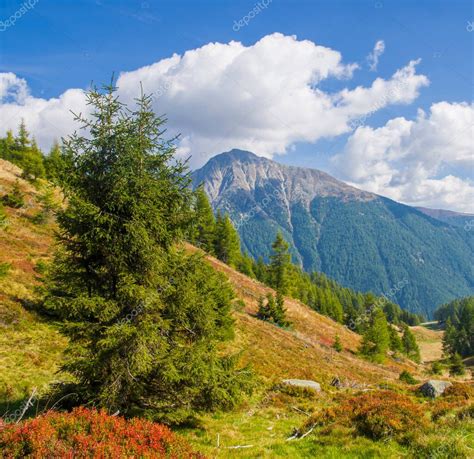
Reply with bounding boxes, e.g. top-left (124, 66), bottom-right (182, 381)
top-left (225, 445), bottom-right (254, 449)
top-left (291, 406), bottom-right (311, 417)
top-left (286, 424), bottom-right (316, 441)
